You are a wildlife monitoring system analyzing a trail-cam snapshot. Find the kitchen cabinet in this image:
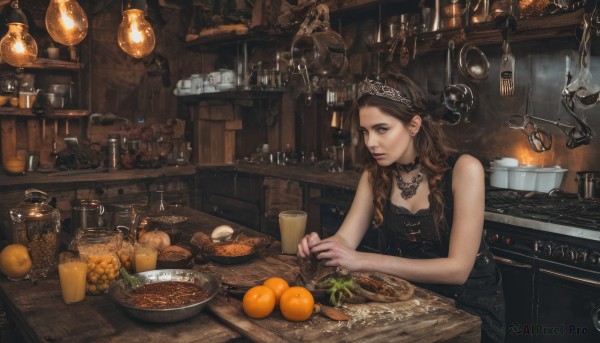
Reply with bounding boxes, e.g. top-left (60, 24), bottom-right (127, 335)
top-left (197, 167), bottom-right (262, 230)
